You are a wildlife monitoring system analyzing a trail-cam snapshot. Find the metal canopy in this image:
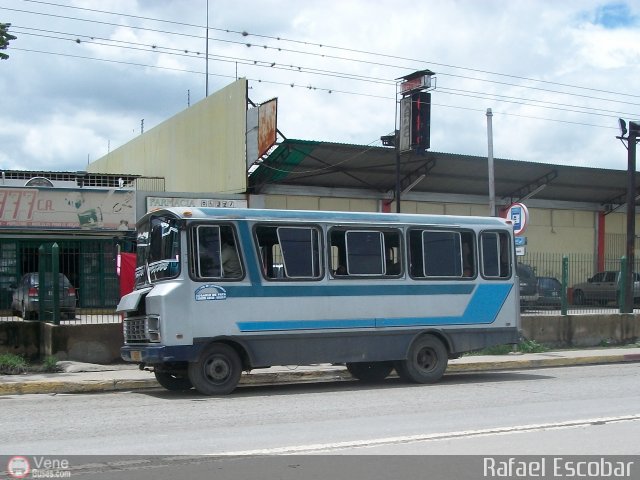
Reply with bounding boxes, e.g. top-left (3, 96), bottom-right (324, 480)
top-left (249, 139), bottom-right (639, 209)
